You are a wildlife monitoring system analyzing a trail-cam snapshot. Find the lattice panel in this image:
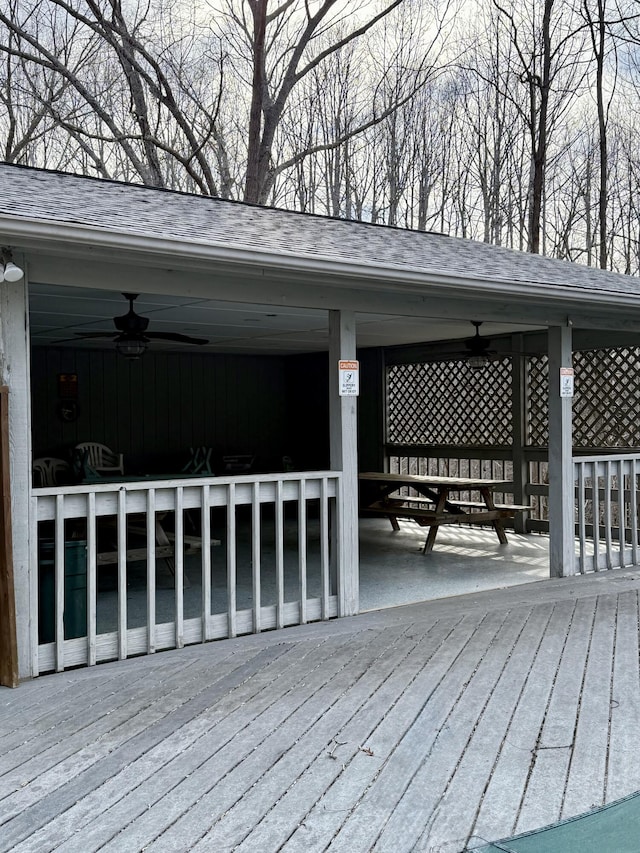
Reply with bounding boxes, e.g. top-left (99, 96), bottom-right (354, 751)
top-left (387, 358), bottom-right (512, 445)
top-left (527, 348), bottom-right (640, 447)
top-left (527, 356), bottom-right (548, 446)
top-left (573, 348), bottom-right (640, 446)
